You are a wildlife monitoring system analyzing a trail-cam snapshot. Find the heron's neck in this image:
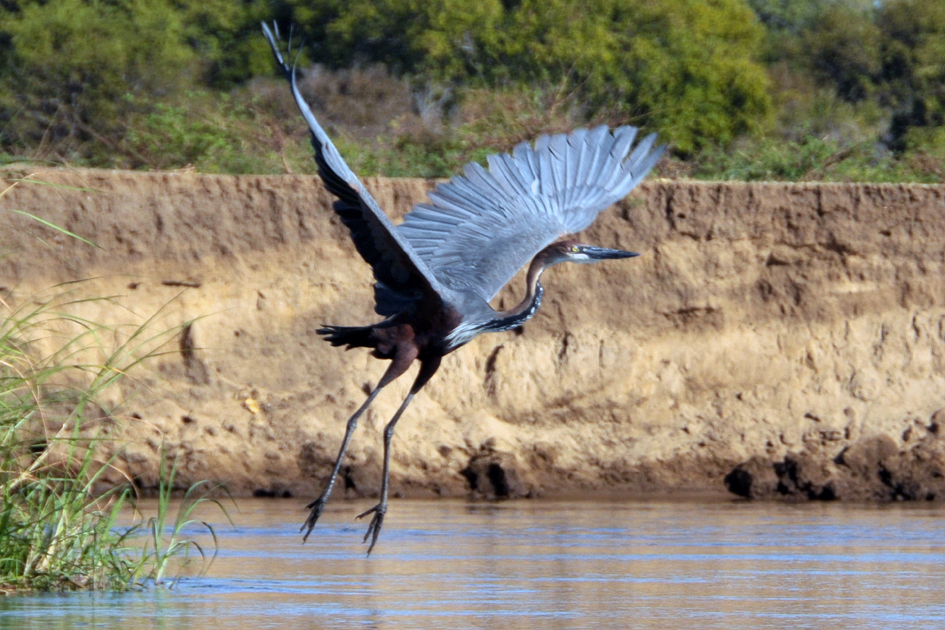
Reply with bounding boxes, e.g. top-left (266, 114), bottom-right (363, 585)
top-left (485, 257), bottom-right (547, 333)
top-left (444, 253), bottom-right (553, 350)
